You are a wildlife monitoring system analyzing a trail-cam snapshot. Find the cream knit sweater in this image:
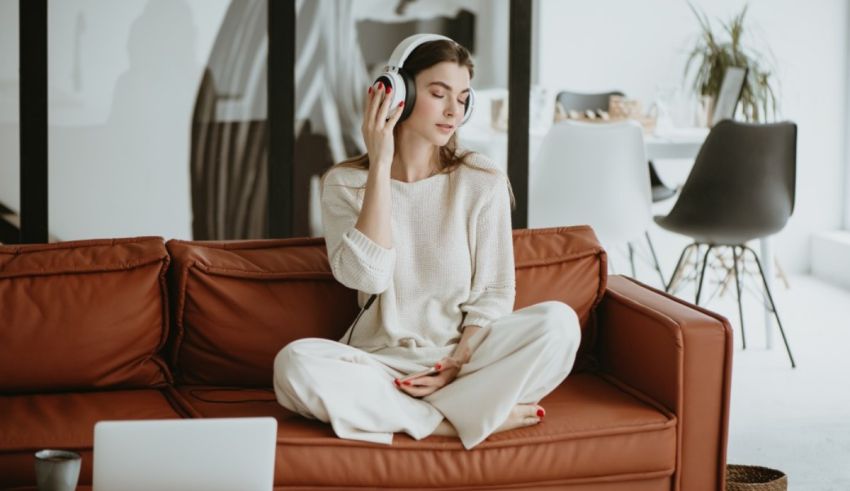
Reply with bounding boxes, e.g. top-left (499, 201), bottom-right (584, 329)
top-left (321, 153), bottom-right (516, 363)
